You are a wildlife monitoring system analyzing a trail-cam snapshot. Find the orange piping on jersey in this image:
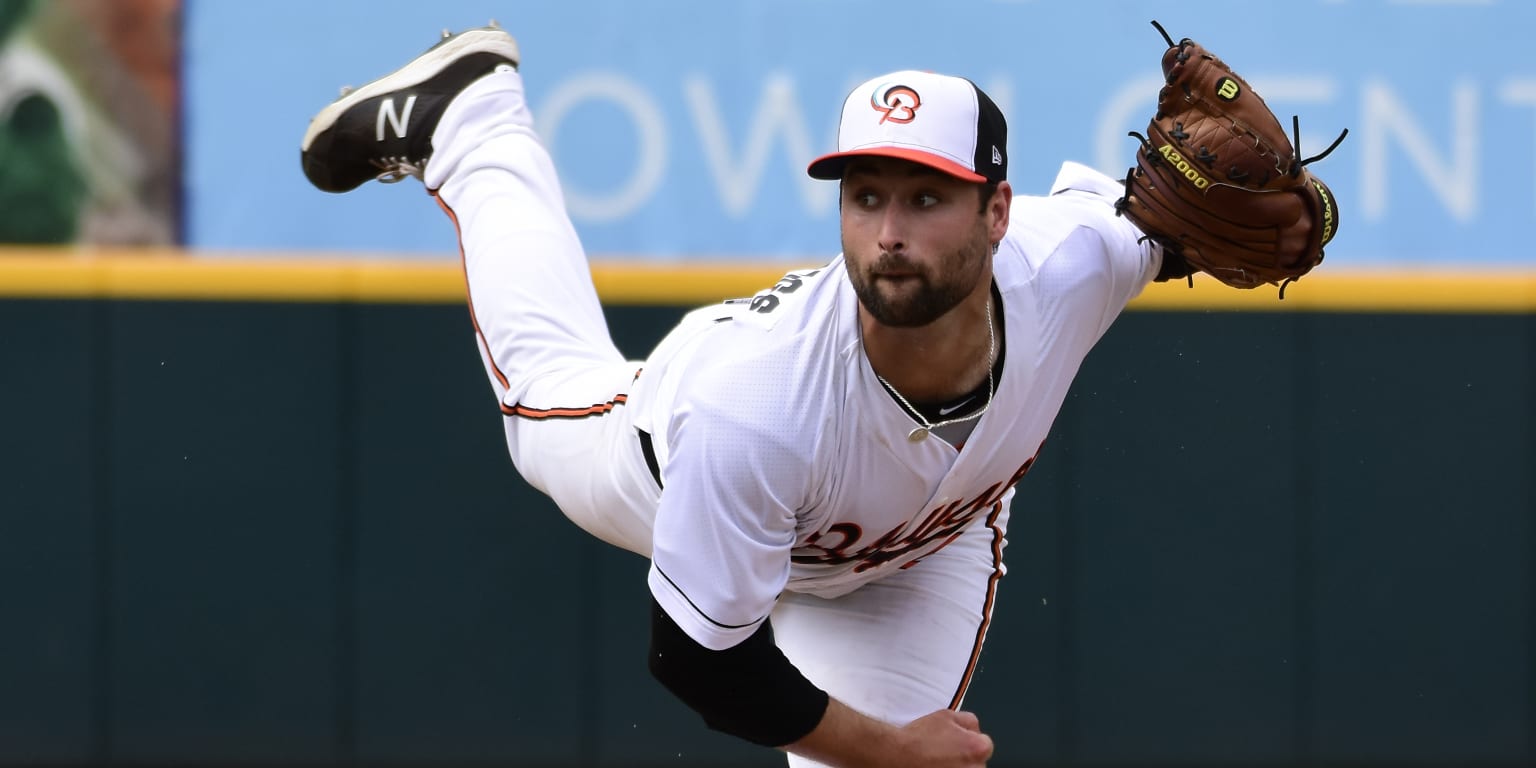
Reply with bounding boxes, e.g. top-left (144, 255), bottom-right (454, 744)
top-left (504, 394), bottom-right (629, 419)
top-left (949, 498), bottom-right (1006, 711)
top-left (434, 191), bottom-right (511, 392)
